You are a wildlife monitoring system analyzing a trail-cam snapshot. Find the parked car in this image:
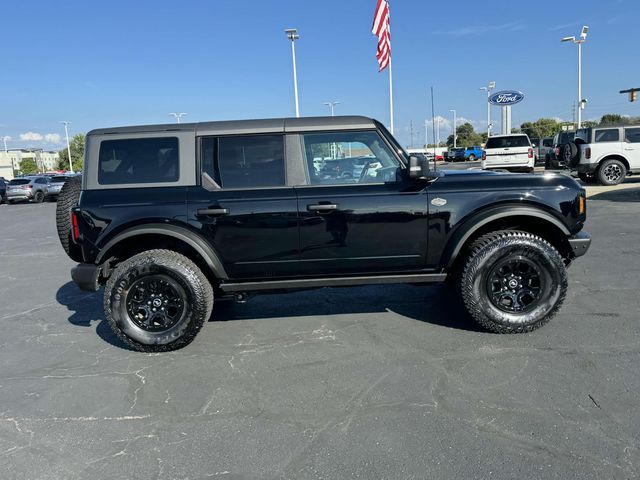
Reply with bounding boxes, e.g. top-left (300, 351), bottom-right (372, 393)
top-left (6, 176), bottom-right (50, 204)
top-left (537, 137), bottom-right (554, 166)
top-left (560, 124), bottom-right (640, 185)
top-left (46, 174), bottom-right (74, 201)
top-left (0, 178), bottom-right (6, 204)
top-left (448, 148), bottom-right (466, 162)
top-left (546, 131), bottom-right (575, 169)
top-left (463, 146), bottom-right (483, 161)
top-left (55, 115), bottom-right (590, 352)
top-left (482, 134), bottom-right (535, 172)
